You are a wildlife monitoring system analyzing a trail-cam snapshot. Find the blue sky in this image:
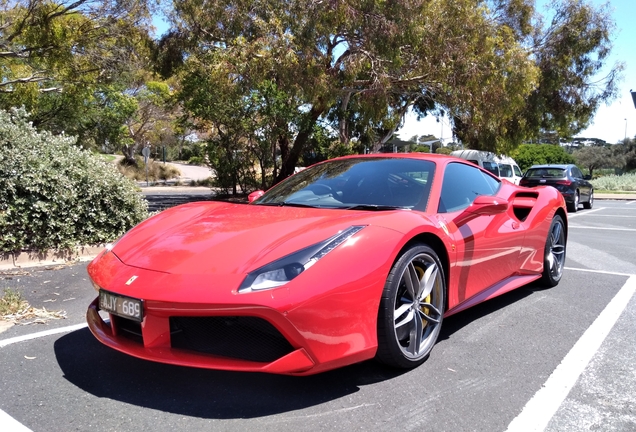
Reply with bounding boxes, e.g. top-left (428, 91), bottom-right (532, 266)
top-left (154, 1), bottom-right (635, 145)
